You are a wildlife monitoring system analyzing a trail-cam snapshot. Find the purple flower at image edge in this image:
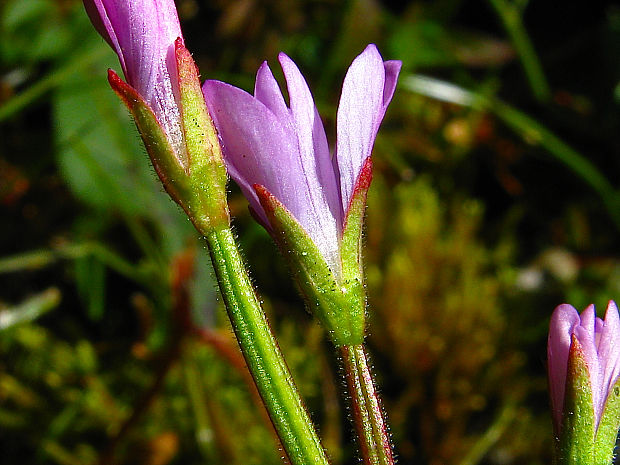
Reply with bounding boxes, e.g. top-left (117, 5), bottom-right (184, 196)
top-left (83, 0), bottom-right (186, 163)
top-left (548, 301), bottom-right (620, 433)
top-left (202, 44), bottom-right (401, 274)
